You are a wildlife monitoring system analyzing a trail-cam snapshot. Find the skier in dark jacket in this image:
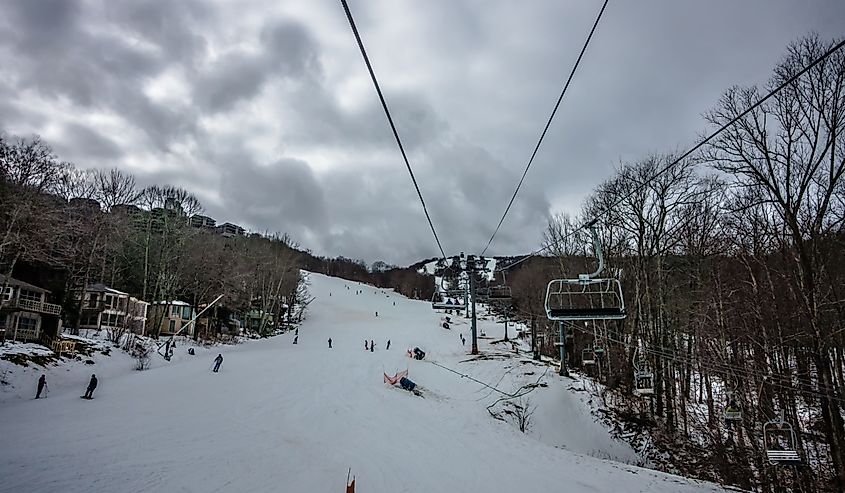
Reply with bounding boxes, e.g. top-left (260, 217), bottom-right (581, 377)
top-left (328, 338), bottom-right (332, 348)
top-left (36, 374), bottom-right (47, 399)
top-left (213, 354), bottom-right (223, 373)
top-left (370, 340), bottom-right (375, 352)
top-left (386, 340), bottom-right (391, 350)
top-left (84, 374), bottom-right (97, 399)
